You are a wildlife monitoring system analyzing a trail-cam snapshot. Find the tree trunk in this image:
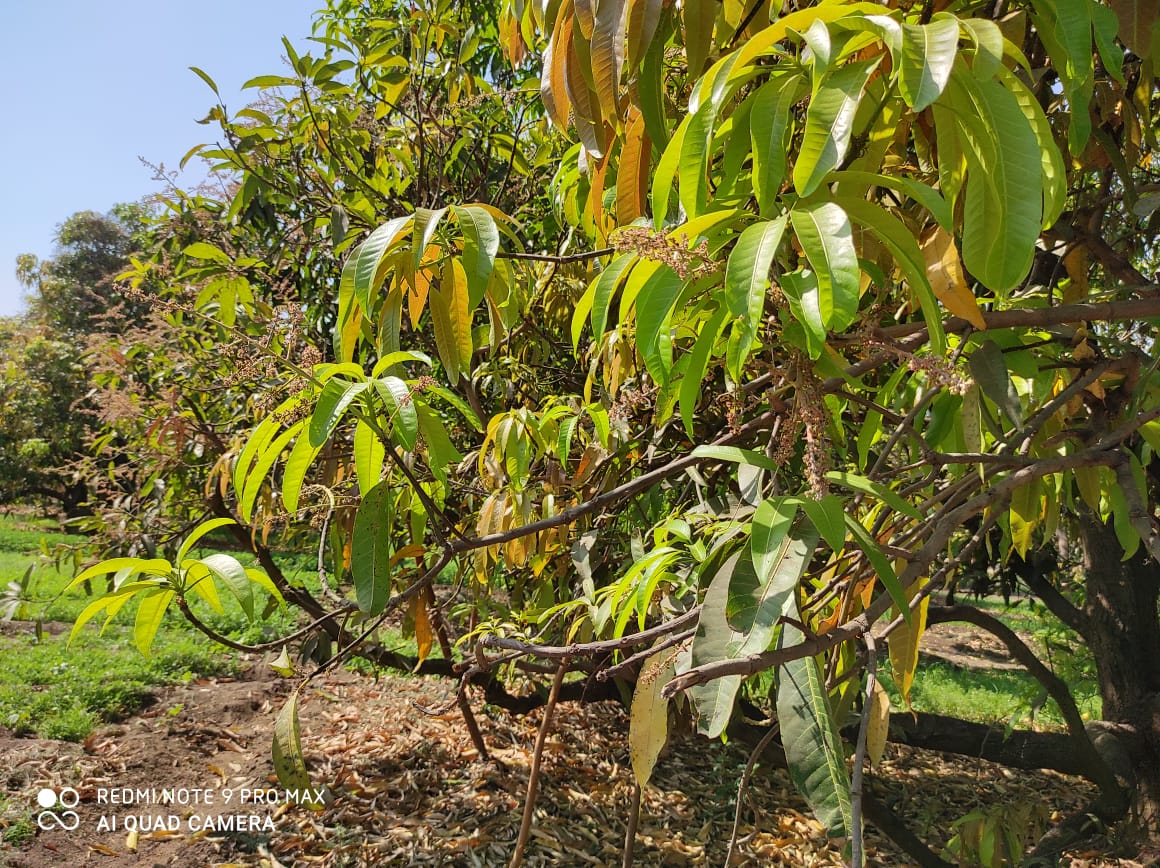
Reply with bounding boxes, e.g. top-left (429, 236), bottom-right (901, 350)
top-left (1077, 512), bottom-right (1160, 833)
